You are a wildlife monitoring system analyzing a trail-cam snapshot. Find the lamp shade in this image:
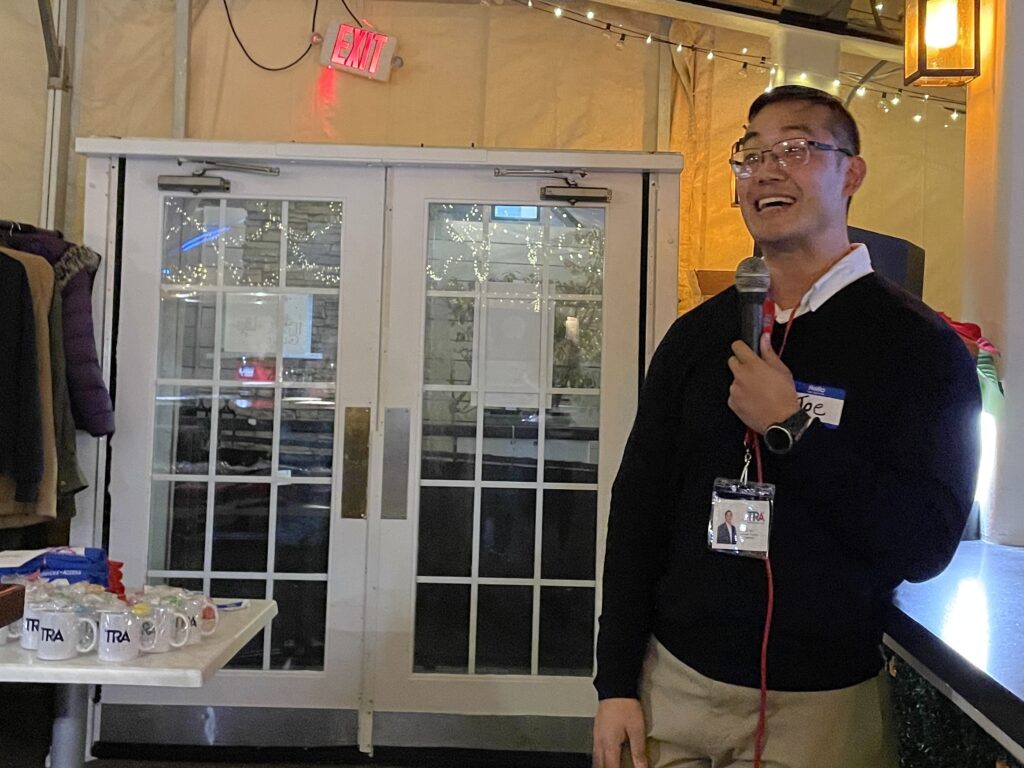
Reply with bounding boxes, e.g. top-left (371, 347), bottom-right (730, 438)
top-left (905, 0), bottom-right (980, 86)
